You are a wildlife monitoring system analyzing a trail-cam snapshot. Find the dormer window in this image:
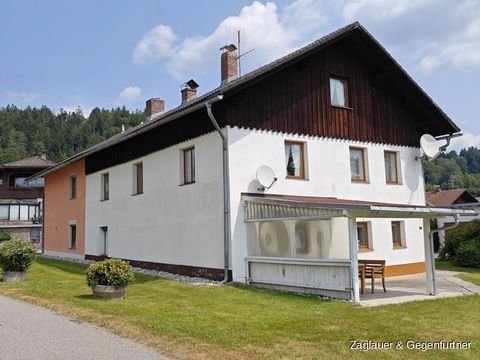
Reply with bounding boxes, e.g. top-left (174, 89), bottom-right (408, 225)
top-left (330, 77), bottom-right (348, 107)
